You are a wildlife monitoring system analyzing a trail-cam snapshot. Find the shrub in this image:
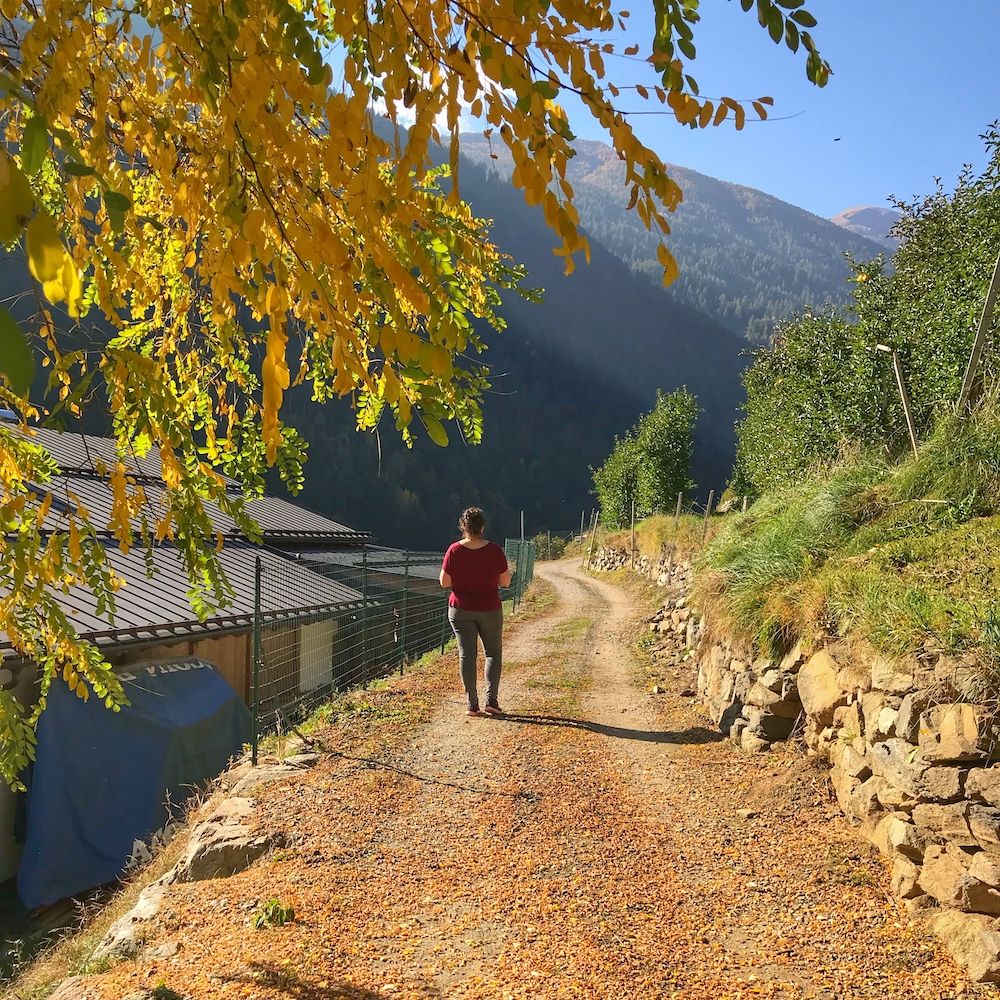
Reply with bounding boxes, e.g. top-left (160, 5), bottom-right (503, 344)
top-left (594, 388), bottom-right (698, 528)
top-left (735, 123), bottom-right (1000, 496)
